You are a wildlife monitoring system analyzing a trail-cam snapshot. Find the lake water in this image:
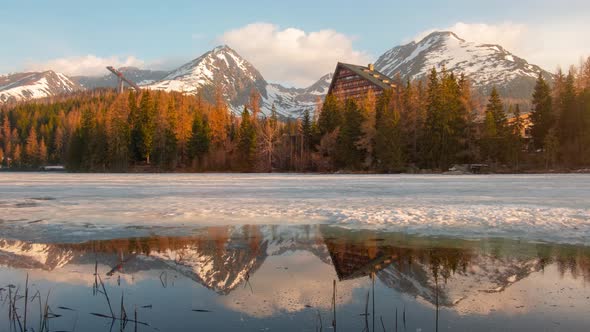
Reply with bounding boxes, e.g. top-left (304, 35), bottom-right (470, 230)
top-left (0, 173), bottom-right (589, 331)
